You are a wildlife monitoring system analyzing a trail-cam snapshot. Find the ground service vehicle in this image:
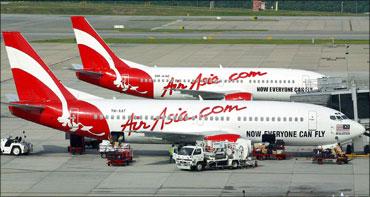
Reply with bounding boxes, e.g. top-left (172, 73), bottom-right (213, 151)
top-left (312, 144), bottom-right (349, 165)
top-left (99, 140), bottom-right (133, 166)
top-left (253, 134), bottom-right (287, 160)
top-left (175, 138), bottom-right (256, 171)
top-left (106, 149), bottom-right (133, 166)
top-left (1, 136), bottom-right (33, 156)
